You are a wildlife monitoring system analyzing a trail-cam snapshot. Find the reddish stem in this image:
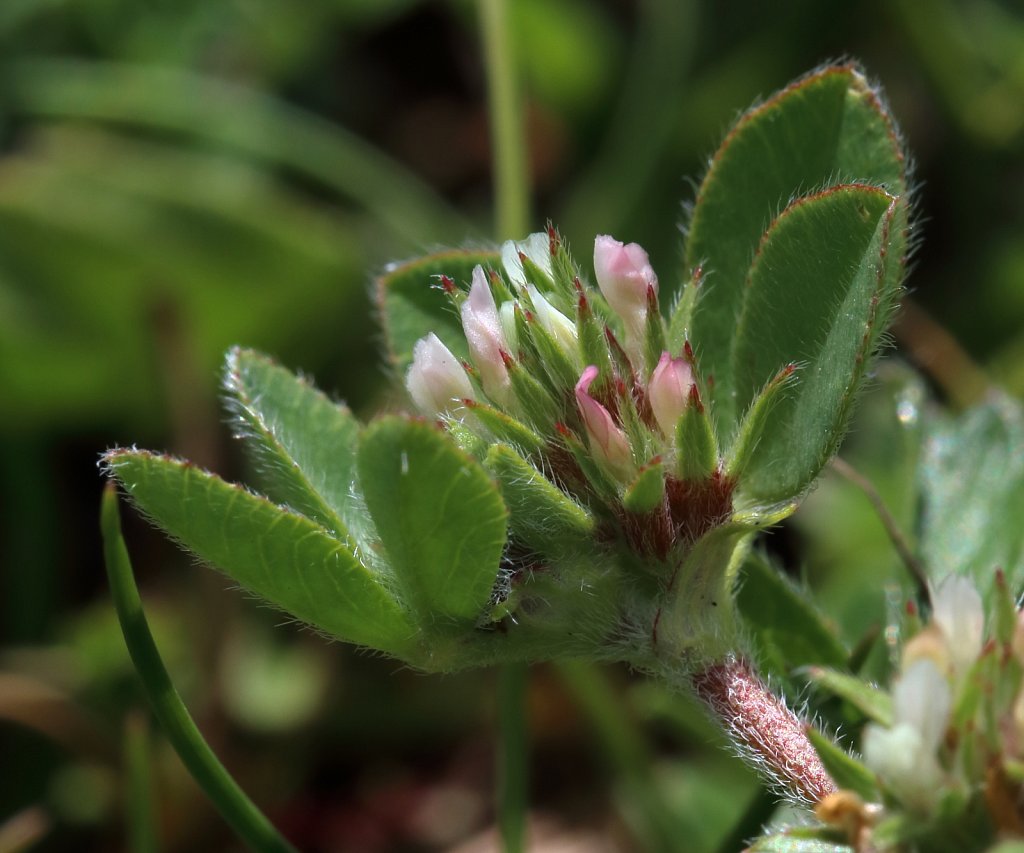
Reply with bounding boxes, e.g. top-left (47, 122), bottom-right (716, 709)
top-left (692, 657), bottom-right (836, 804)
